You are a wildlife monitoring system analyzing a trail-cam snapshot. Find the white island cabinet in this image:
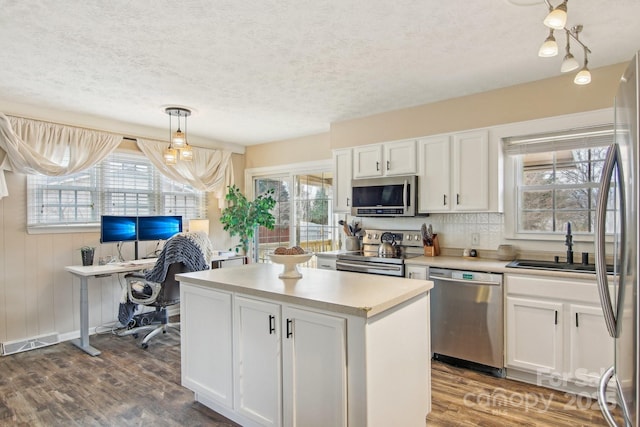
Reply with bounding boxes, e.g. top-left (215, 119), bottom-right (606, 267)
top-left (177, 264), bottom-right (433, 427)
